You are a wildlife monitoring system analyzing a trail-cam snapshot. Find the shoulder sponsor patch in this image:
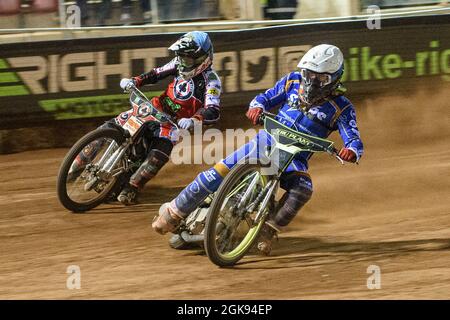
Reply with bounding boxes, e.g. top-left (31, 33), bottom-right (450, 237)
top-left (207, 88), bottom-right (220, 96)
